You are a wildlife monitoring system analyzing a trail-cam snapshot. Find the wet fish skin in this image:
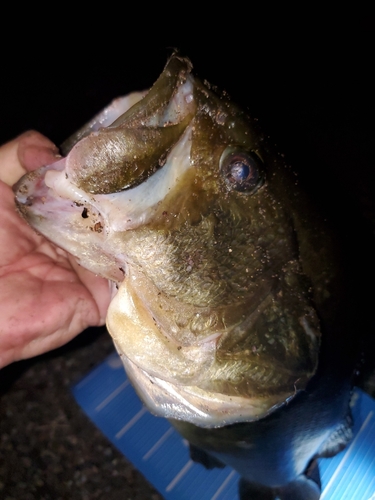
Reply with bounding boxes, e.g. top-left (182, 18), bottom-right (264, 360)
top-left (14, 54), bottom-right (356, 499)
